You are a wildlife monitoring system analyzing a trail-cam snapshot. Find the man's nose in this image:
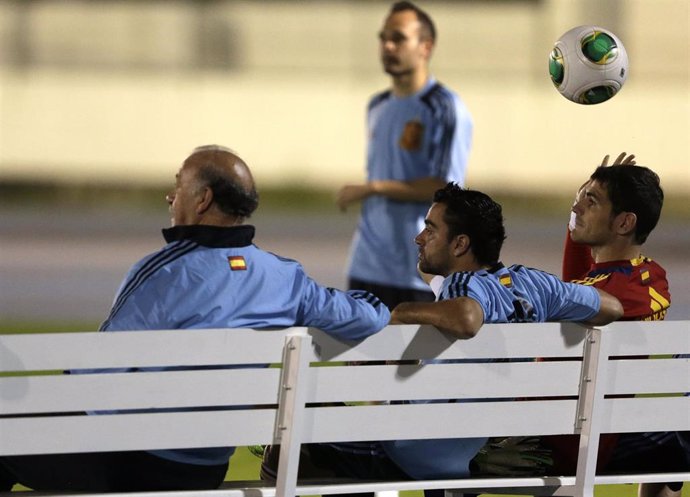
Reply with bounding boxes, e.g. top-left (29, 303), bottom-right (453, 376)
top-left (382, 39), bottom-right (396, 52)
top-left (166, 193), bottom-right (174, 205)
